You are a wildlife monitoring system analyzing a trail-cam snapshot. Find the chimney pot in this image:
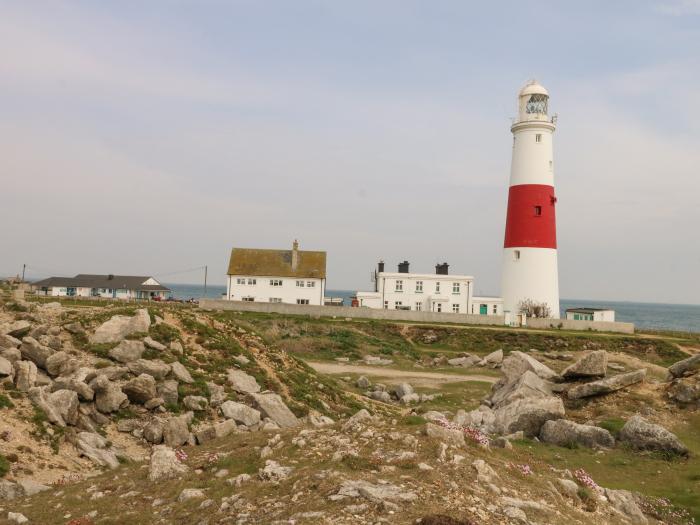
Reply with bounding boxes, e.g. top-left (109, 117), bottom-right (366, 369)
top-left (398, 261), bottom-right (410, 274)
